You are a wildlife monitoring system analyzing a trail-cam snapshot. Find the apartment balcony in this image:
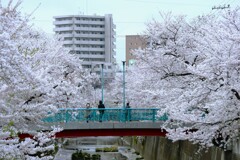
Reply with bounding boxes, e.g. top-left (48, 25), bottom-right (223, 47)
top-left (112, 44), bottom-right (116, 49)
top-left (112, 37), bottom-right (116, 41)
top-left (53, 20), bottom-right (74, 25)
top-left (111, 58), bottom-right (117, 63)
top-left (74, 20), bottom-right (105, 25)
top-left (111, 51), bottom-right (116, 56)
top-left (73, 40), bottom-right (105, 45)
top-left (73, 27), bottom-right (105, 32)
top-left (81, 61), bottom-right (105, 67)
top-left (54, 27), bottom-right (74, 32)
top-left (91, 66), bottom-right (115, 74)
top-left (73, 33), bottom-right (105, 38)
top-left (75, 47), bottom-right (105, 52)
top-left (63, 40), bottom-right (74, 44)
top-left (58, 33), bottom-right (73, 37)
top-left (78, 54), bottom-right (105, 59)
